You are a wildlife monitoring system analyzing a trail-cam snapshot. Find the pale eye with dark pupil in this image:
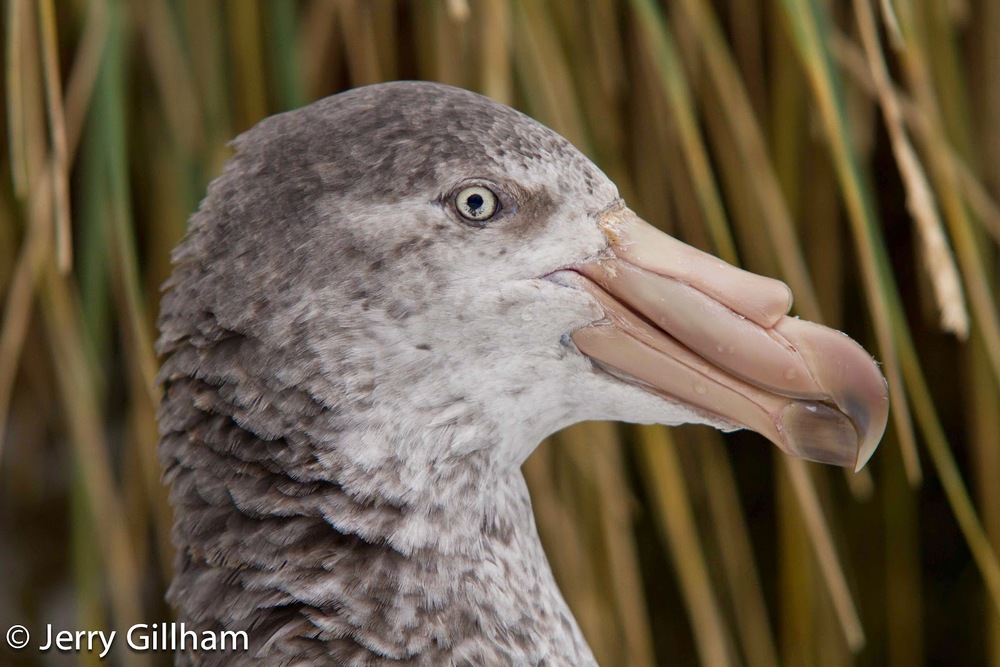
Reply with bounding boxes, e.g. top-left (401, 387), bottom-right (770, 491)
top-left (455, 185), bottom-right (499, 222)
